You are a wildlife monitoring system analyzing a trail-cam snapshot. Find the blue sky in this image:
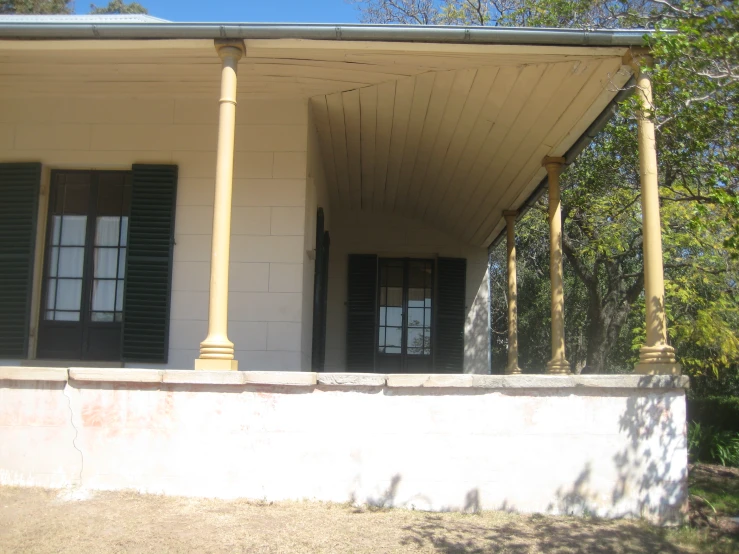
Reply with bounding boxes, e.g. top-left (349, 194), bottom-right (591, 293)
top-left (85, 0), bottom-right (361, 23)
